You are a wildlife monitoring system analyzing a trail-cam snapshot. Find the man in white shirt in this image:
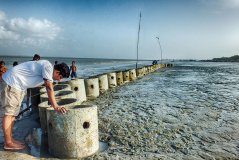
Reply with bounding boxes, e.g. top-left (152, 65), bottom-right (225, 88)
top-left (0, 60), bottom-right (70, 151)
